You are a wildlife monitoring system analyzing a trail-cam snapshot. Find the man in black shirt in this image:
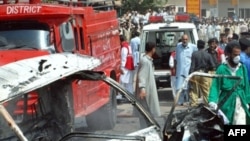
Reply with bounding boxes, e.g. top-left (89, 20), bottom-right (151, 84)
top-left (189, 40), bottom-right (216, 107)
